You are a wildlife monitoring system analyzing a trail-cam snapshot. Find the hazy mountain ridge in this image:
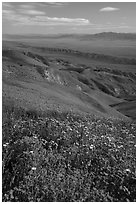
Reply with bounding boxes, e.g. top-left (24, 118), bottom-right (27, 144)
top-left (3, 32), bottom-right (136, 41)
top-left (80, 32), bottom-right (136, 40)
